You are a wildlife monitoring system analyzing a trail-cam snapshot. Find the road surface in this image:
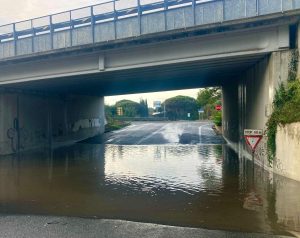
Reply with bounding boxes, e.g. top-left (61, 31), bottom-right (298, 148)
top-left (0, 215), bottom-right (293, 238)
top-left (105, 121), bottom-right (225, 145)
